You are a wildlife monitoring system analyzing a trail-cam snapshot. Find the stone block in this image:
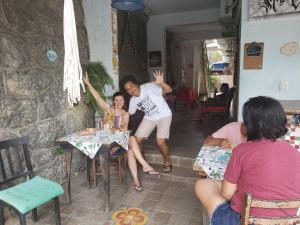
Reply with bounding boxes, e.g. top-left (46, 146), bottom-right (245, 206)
top-left (29, 37), bottom-right (64, 69)
top-left (0, 97), bottom-right (37, 128)
top-left (3, 0), bottom-right (63, 37)
top-left (20, 118), bottom-right (66, 150)
top-left (0, 33), bottom-right (33, 68)
top-left (38, 80), bottom-right (66, 120)
top-left (6, 69), bottom-right (54, 98)
top-left (30, 147), bottom-right (57, 171)
top-left (0, 128), bottom-right (20, 141)
top-left (0, 71), bottom-right (5, 96)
